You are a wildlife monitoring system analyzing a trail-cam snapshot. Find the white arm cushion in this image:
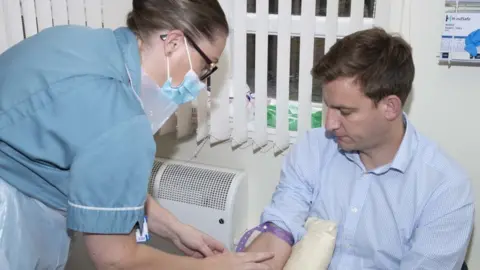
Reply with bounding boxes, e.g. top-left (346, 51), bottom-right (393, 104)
top-left (283, 217), bottom-right (337, 270)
